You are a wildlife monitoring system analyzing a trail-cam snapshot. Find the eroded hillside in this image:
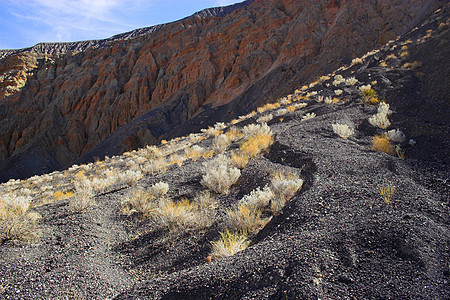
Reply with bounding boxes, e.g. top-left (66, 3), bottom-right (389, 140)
top-left (0, 0), bottom-right (443, 182)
